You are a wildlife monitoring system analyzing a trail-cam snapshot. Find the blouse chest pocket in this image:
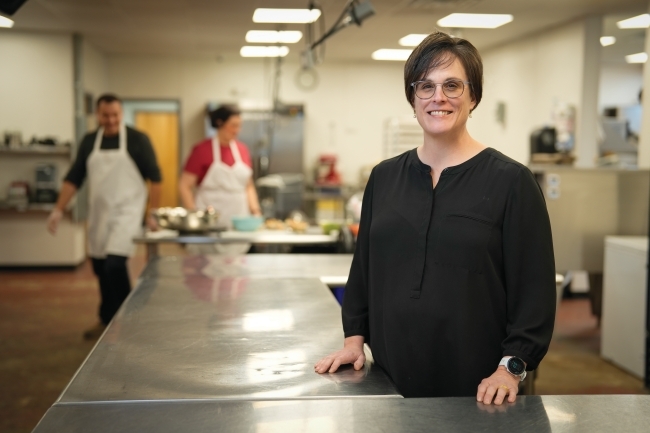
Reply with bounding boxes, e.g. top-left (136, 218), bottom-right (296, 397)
top-left (433, 213), bottom-right (494, 273)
